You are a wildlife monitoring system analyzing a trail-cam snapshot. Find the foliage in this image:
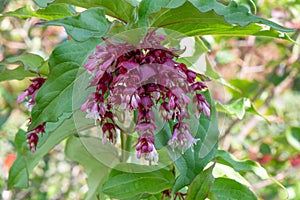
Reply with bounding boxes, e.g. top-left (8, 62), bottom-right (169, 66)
top-left (0, 0), bottom-right (299, 200)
